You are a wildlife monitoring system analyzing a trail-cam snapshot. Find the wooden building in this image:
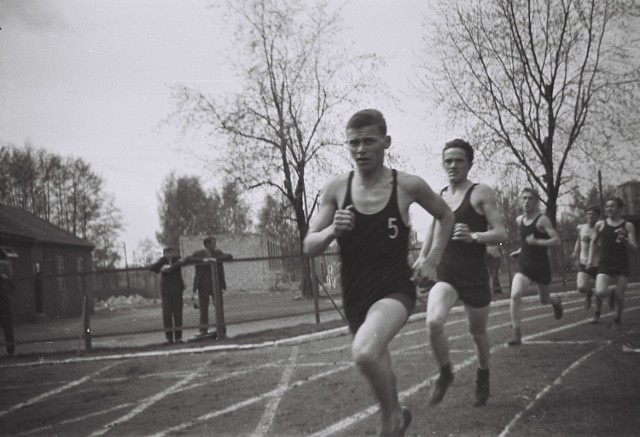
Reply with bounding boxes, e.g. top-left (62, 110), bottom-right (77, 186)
top-left (0, 205), bottom-right (94, 320)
